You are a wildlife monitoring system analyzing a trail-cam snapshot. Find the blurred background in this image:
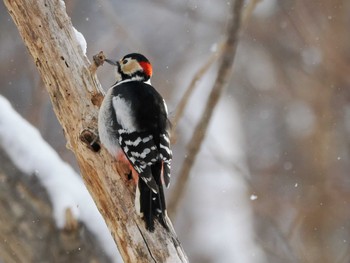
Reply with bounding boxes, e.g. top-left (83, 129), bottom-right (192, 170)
top-left (1, 0), bottom-right (350, 262)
